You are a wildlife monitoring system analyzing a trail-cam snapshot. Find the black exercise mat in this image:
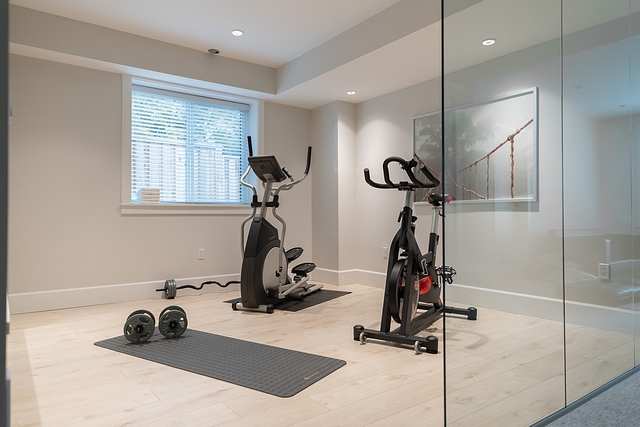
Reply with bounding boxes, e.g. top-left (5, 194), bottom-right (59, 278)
top-left (95, 329), bottom-right (346, 397)
top-left (225, 289), bottom-right (350, 312)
